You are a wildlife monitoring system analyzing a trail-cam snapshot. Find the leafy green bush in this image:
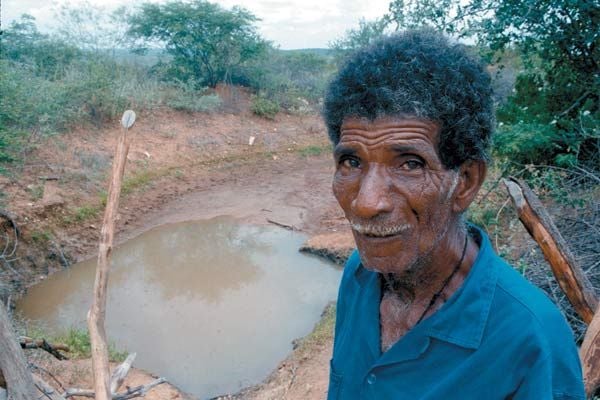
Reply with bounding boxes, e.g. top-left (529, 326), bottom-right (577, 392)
top-left (251, 96), bottom-right (280, 119)
top-left (494, 72), bottom-right (599, 169)
top-left (0, 16), bottom-right (170, 170)
top-left (241, 49), bottom-right (334, 111)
